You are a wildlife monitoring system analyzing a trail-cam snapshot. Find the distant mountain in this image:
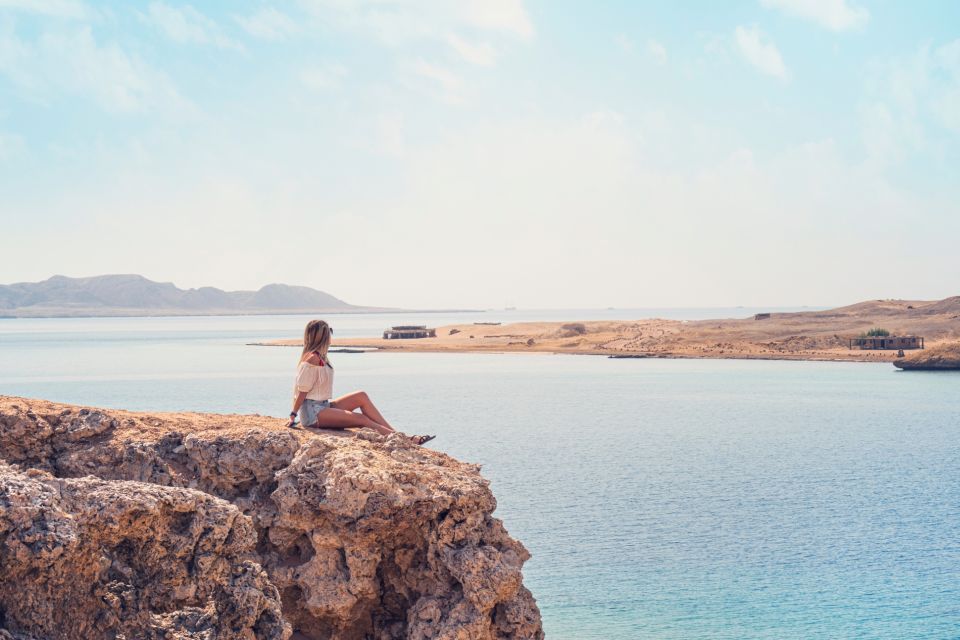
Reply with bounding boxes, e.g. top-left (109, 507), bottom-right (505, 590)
top-left (0, 275), bottom-right (389, 317)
